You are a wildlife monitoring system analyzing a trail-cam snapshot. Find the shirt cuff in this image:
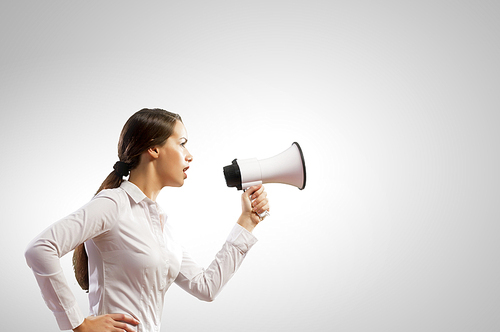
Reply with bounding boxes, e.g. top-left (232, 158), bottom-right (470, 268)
top-left (226, 223), bottom-right (258, 253)
top-left (53, 304), bottom-right (85, 331)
